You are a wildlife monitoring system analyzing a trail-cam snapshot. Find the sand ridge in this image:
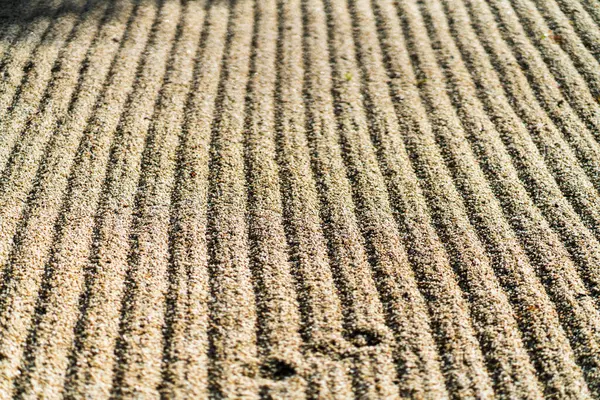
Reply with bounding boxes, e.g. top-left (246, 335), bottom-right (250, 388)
top-left (0, 0), bottom-right (600, 397)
